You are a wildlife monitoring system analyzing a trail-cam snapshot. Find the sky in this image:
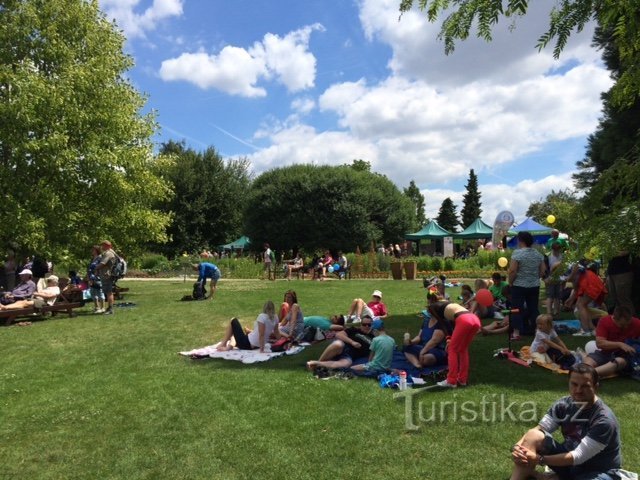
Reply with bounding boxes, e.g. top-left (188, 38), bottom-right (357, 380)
top-left (99, 0), bottom-right (612, 229)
